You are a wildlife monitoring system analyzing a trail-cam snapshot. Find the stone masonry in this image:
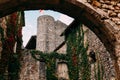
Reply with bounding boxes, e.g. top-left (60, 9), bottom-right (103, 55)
top-left (84, 26), bottom-right (116, 80)
top-left (37, 15), bottom-right (55, 80)
top-left (10, 15), bottom-right (119, 80)
top-left (88, 0), bottom-right (120, 26)
top-left (0, 0), bottom-right (120, 78)
top-left (87, 0), bottom-right (120, 78)
top-left (34, 15), bottom-right (117, 80)
top-left (20, 49), bottom-right (40, 80)
top-left (37, 15), bottom-right (68, 80)
top-left (0, 0), bottom-right (120, 79)
top-left (19, 15), bottom-right (69, 80)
